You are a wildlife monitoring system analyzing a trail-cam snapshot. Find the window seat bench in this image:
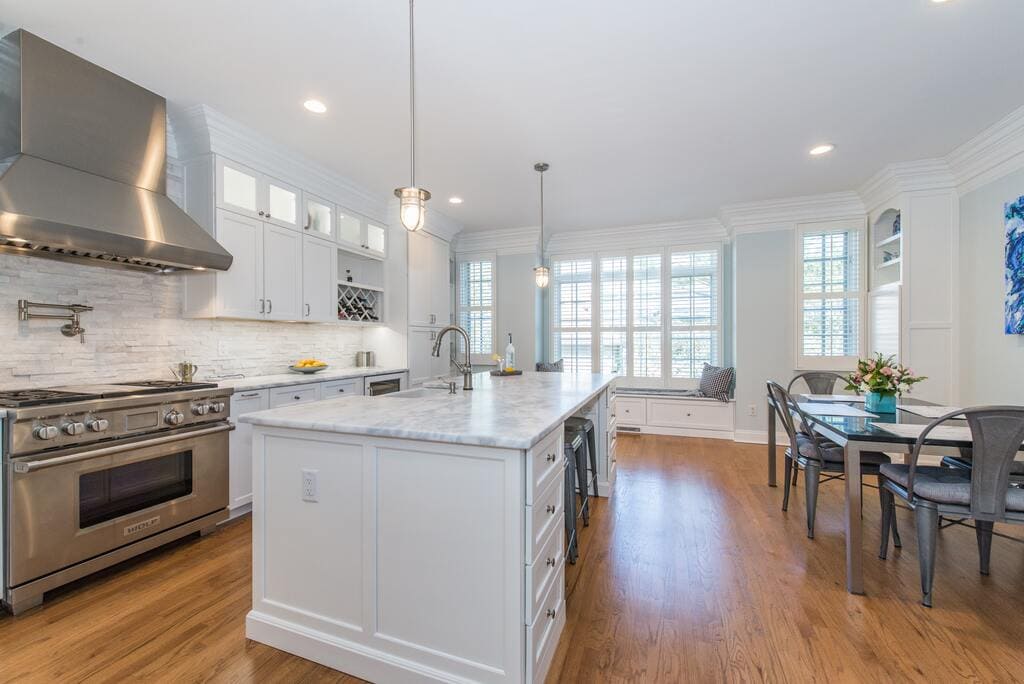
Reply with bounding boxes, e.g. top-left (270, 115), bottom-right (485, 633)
top-left (614, 389), bottom-right (735, 440)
